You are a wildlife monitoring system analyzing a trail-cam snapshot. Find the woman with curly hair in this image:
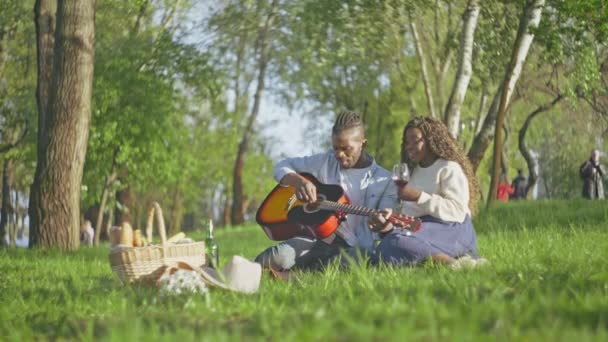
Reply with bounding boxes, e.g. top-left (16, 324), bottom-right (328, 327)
top-left (368, 116), bottom-right (483, 267)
